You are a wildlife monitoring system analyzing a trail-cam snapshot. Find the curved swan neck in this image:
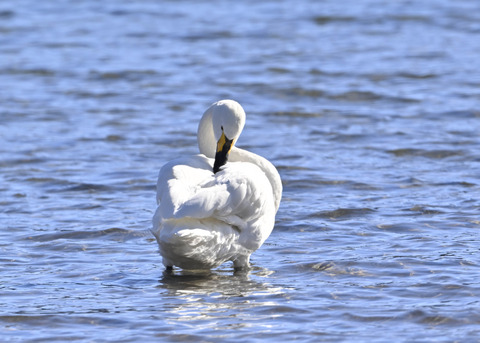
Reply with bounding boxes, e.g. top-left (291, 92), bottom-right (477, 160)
top-left (230, 147), bottom-right (283, 213)
top-left (197, 107), bottom-right (216, 158)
